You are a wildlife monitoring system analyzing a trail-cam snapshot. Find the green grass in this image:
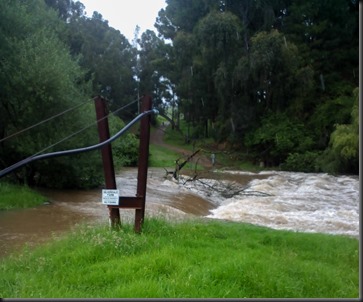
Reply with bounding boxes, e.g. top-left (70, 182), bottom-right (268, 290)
top-left (149, 144), bottom-right (181, 168)
top-left (161, 121), bottom-right (265, 170)
top-left (0, 218), bottom-right (359, 298)
top-left (163, 125), bottom-right (267, 171)
top-left (163, 123), bottom-right (285, 172)
top-left (0, 182), bottom-right (47, 210)
top-left (163, 120), bottom-right (193, 151)
top-left (149, 143), bottom-right (203, 173)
